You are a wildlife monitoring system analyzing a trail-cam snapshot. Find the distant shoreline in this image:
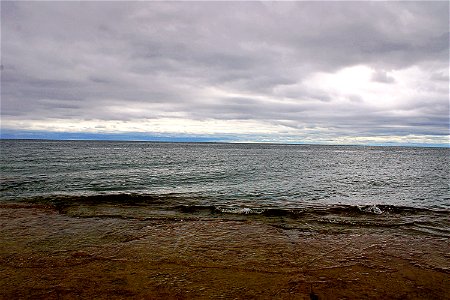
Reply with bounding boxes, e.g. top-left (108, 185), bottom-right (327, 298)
top-left (1, 137), bottom-right (448, 148)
